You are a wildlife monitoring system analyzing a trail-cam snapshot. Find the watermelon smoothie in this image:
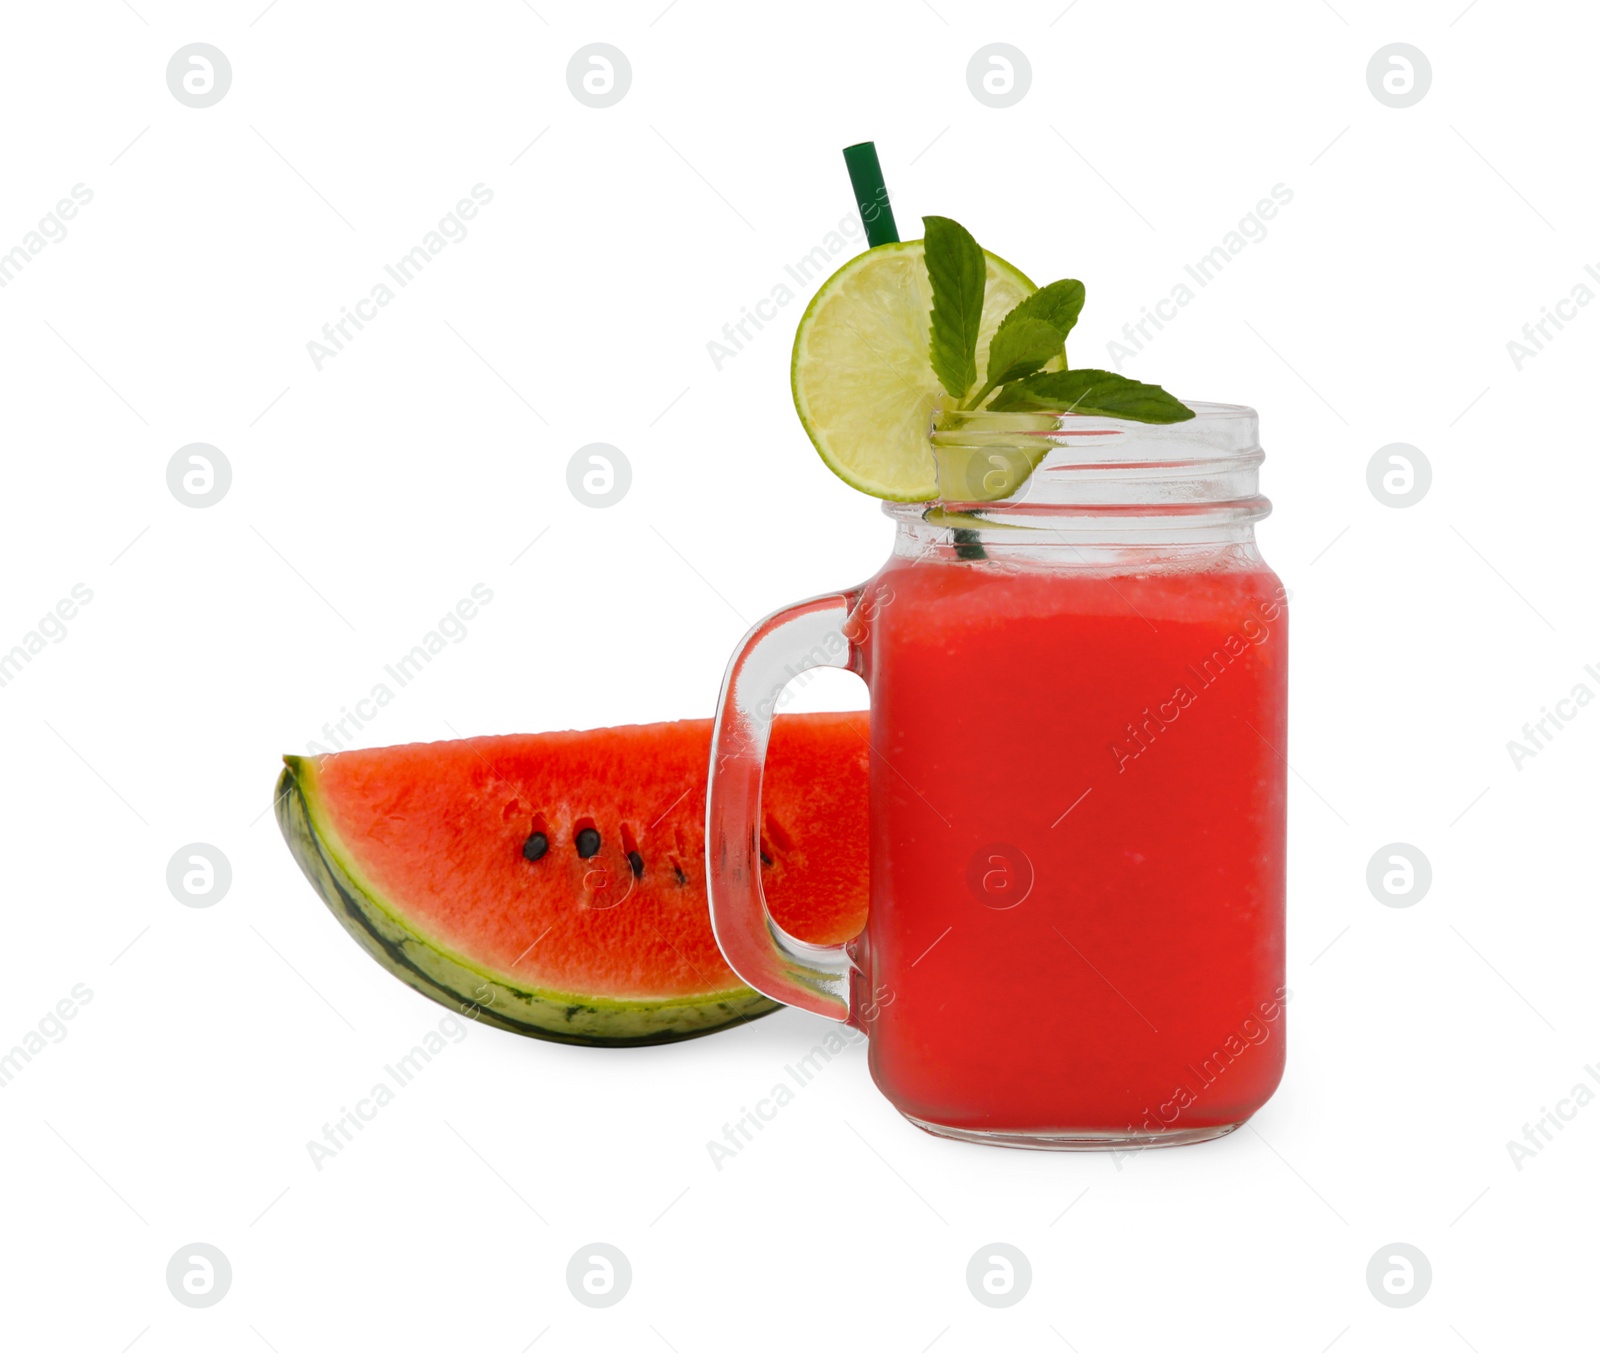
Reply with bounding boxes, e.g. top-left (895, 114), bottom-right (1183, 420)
top-left (709, 401), bottom-right (1287, 1148)
top-left (853, 548), bottom-right (1287, 1142)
